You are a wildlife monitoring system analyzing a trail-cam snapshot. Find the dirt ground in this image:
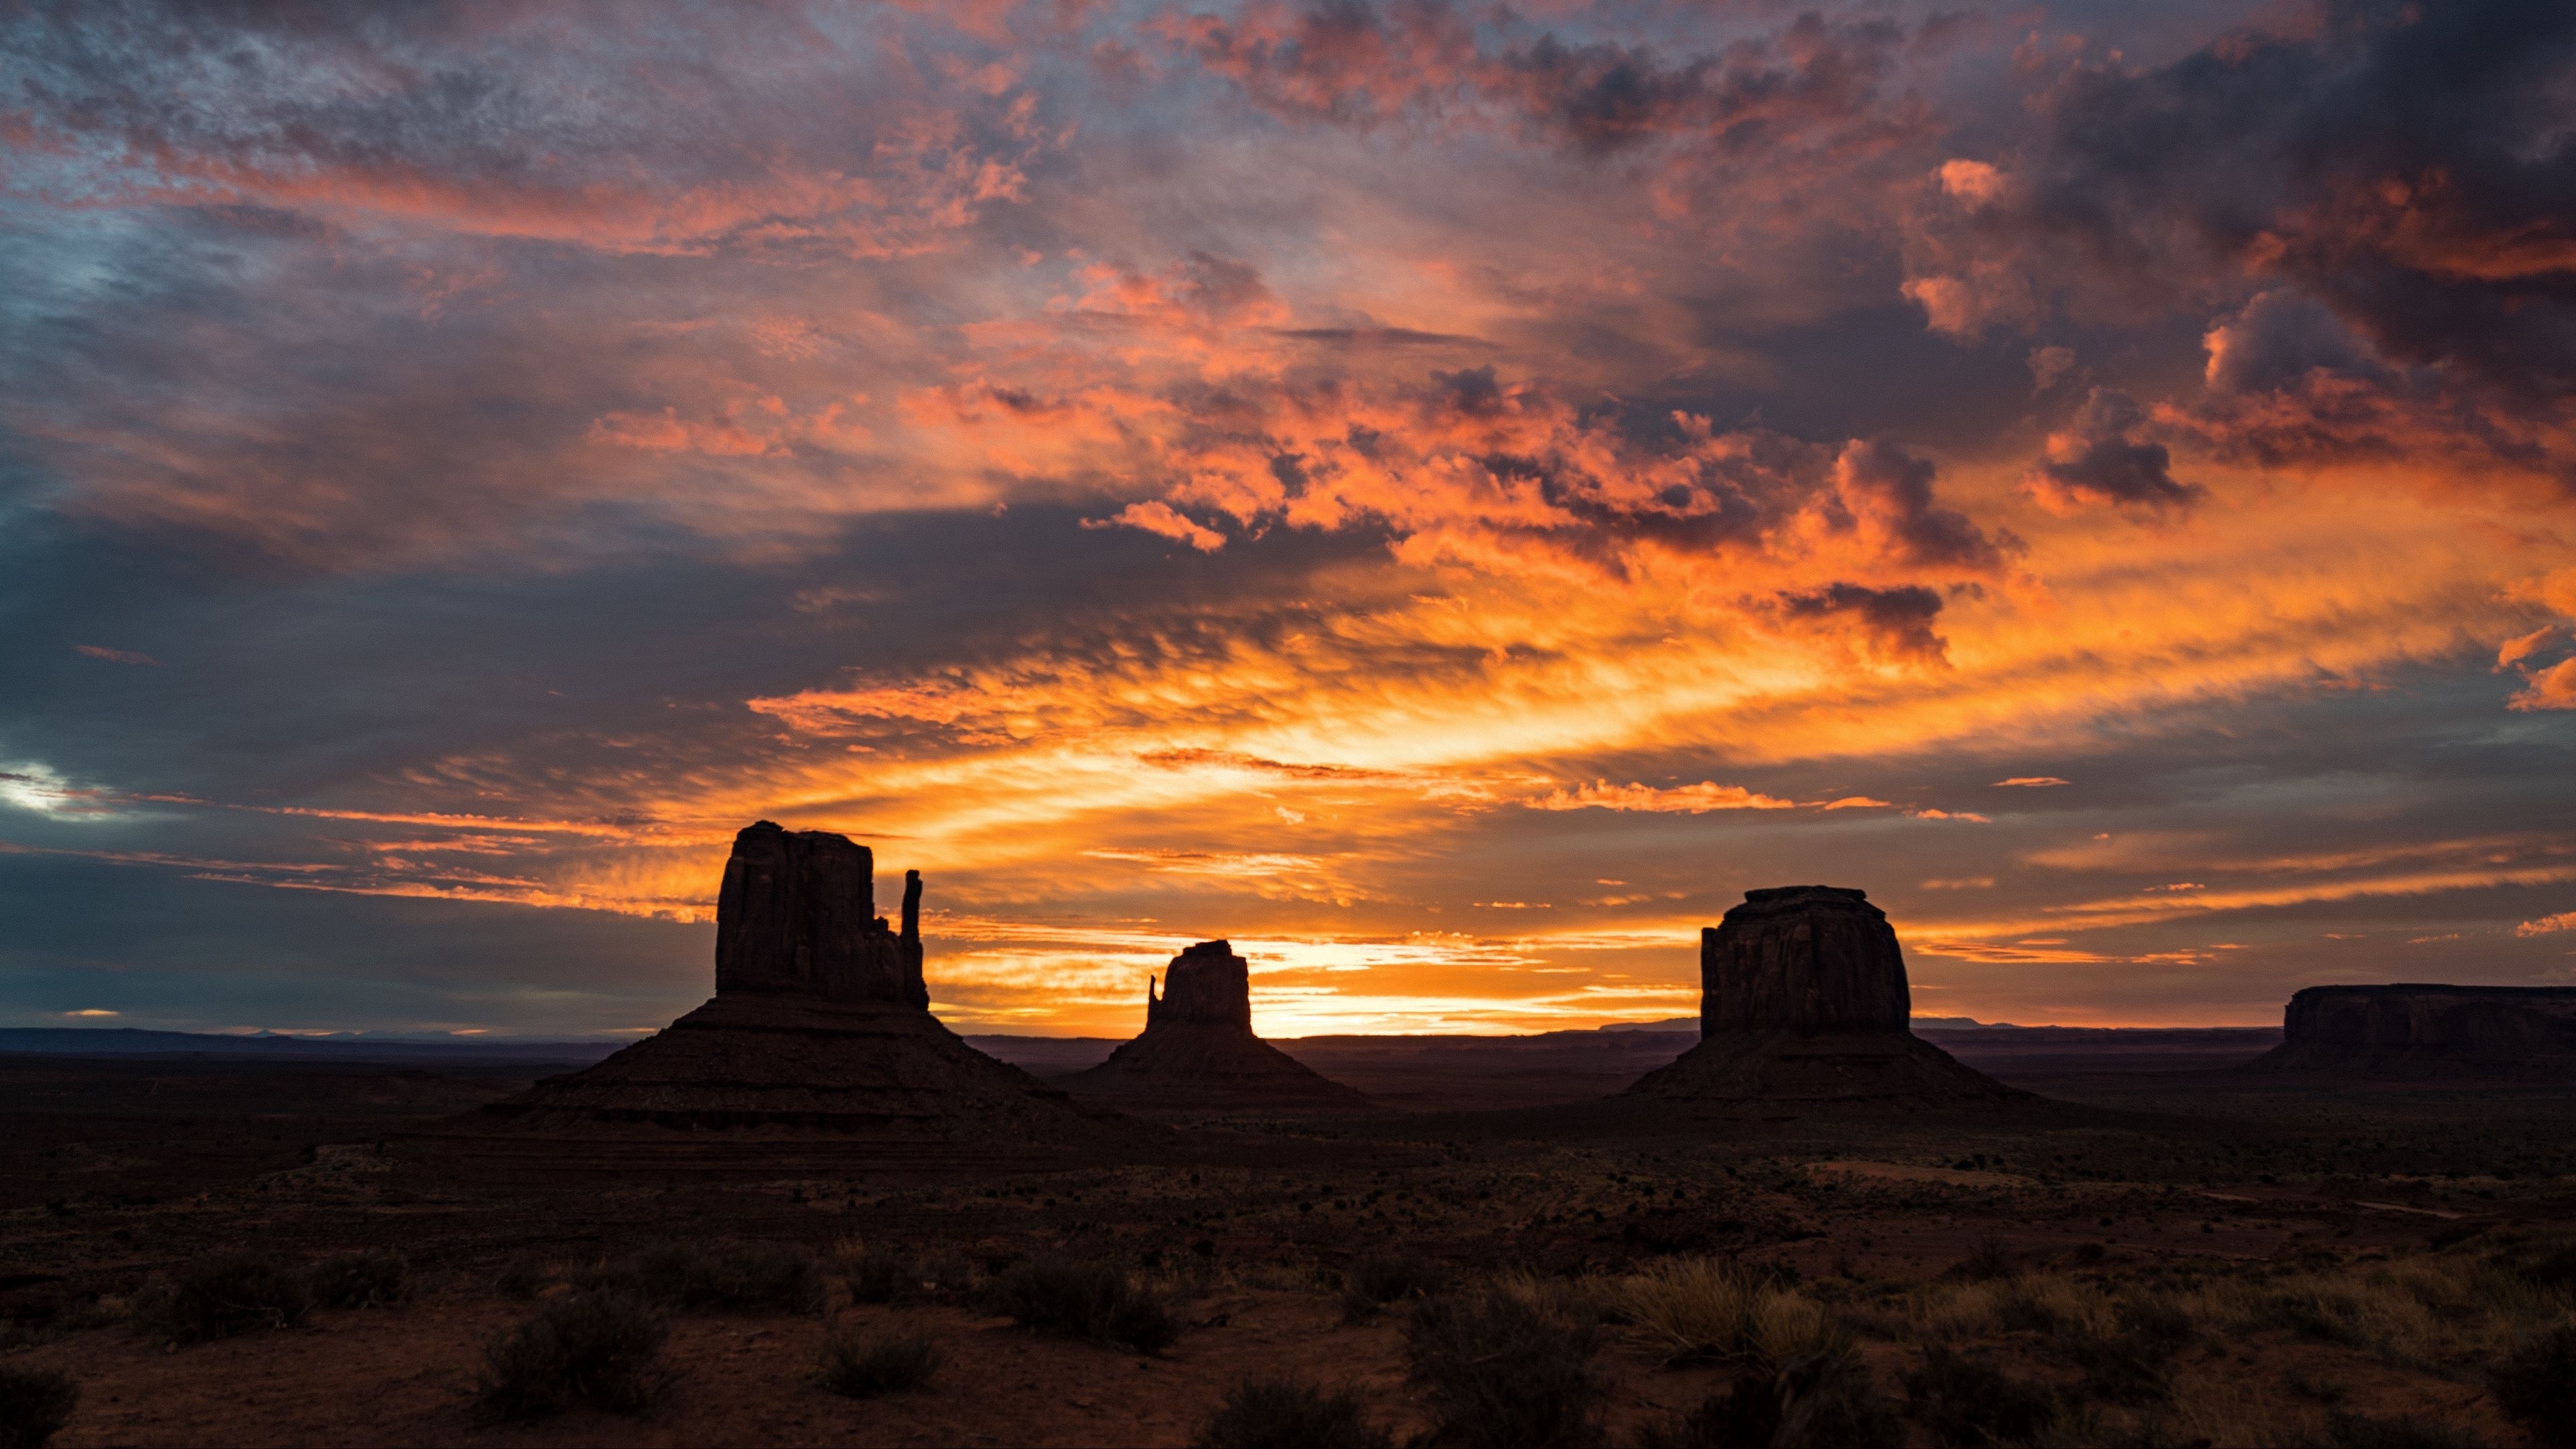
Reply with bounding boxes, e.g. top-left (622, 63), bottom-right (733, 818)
top-left (2, 1042), bottom-right (2570, 1446)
